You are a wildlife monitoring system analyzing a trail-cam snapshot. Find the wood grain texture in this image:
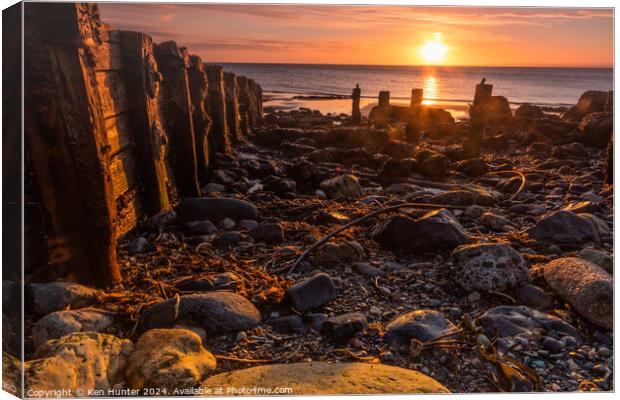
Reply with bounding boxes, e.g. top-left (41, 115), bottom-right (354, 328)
top-left (187, 55), bottom-right (212, 184)
top-left (154, 41), bottom-right (200, 197)
top-left (120, 29), bottom-right (170, 215)
top-left (24, 2), bottom-right (119, 286)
